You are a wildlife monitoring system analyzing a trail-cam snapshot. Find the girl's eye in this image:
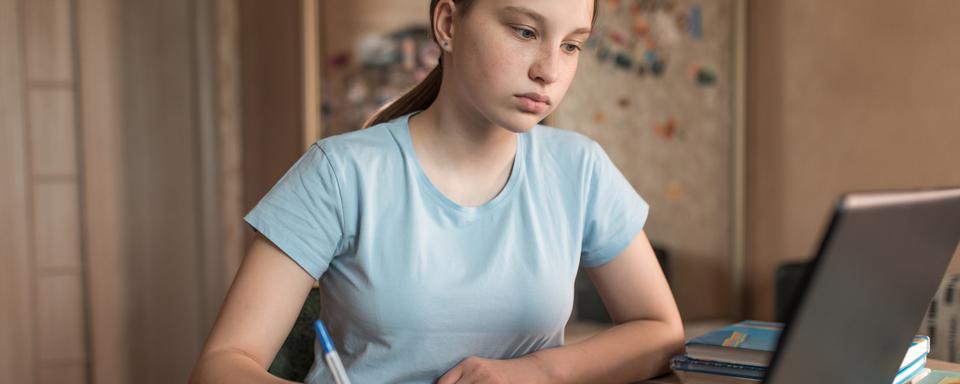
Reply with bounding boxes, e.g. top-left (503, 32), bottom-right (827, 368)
top-left (513, 27), bottom-right (536, 40)
top-left (562, 43), bottom-right (582, 53)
